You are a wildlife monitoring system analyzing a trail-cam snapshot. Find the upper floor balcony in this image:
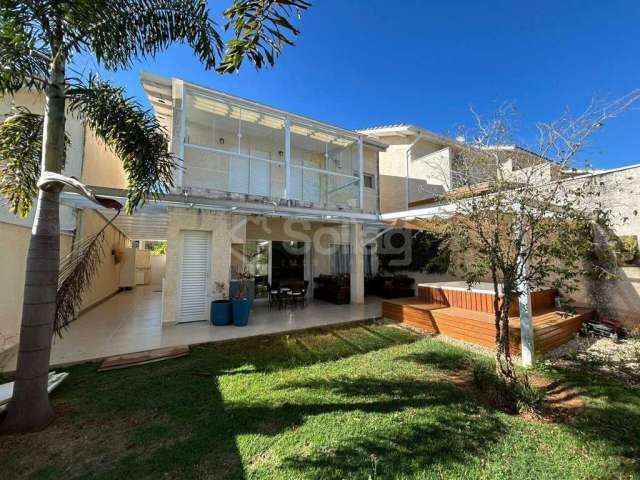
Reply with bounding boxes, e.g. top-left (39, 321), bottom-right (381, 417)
top-left (142, 73), bottom-right (383, 213)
